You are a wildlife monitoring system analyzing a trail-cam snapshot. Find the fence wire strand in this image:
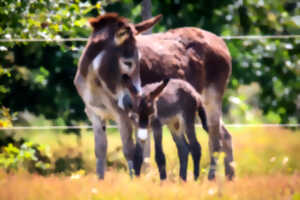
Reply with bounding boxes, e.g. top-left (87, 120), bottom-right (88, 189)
top-left (0, 124), bottom-right (299, 131)
top-left (1, 35), bottom-right (300, 43)
top-left (0, 34), bottom-right (299, 131)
